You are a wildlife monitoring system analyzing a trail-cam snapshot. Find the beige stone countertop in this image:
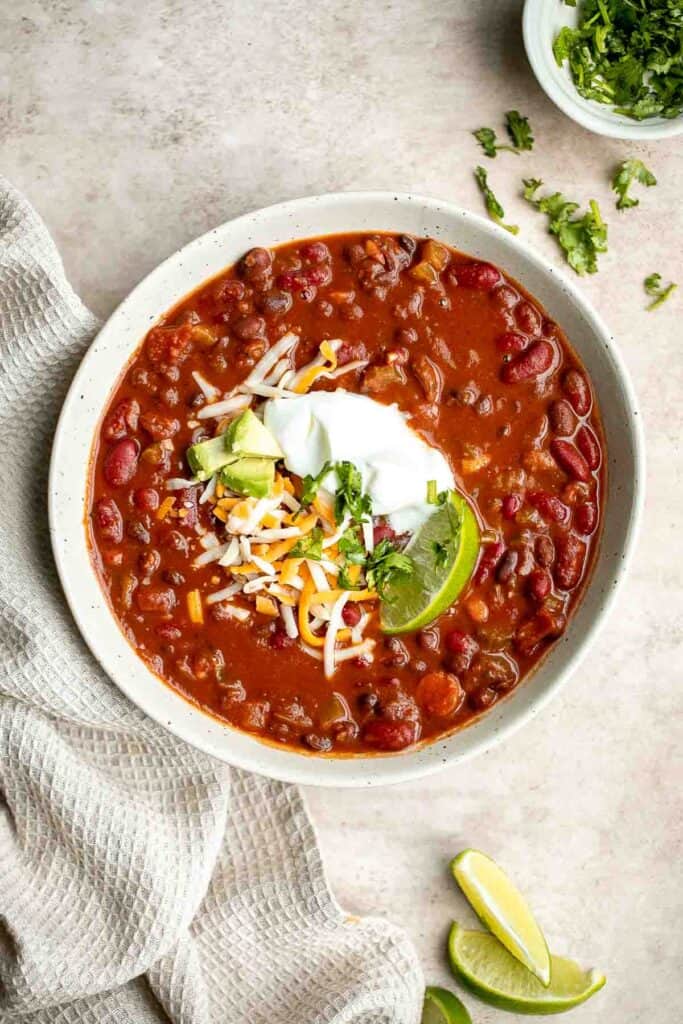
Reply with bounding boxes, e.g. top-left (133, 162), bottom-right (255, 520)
top-left (3, 2), bottom-right (682, 1021)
